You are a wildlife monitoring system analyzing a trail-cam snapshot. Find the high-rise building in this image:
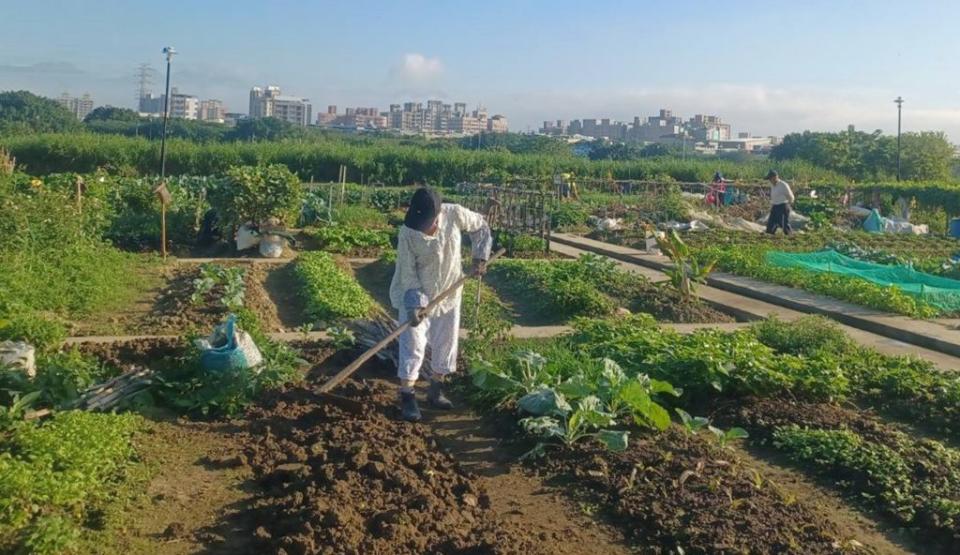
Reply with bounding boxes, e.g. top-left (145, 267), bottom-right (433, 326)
top-left (316, 99), bottom-right (504, 135)
top-left (487, 115), bottom-right (508, 133)
top-left (199, 99), bottom-right (225, 123)
top-left (57, 92), bottom-right (94, 120)
top-left (248, 85), bottom-right (311, 126)
top-left (138, 93), bottom-right (164, 114)
top-left (168, 88), bottom-right (200, 120)
top-left (687, 114), bottom-right (731, 142)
